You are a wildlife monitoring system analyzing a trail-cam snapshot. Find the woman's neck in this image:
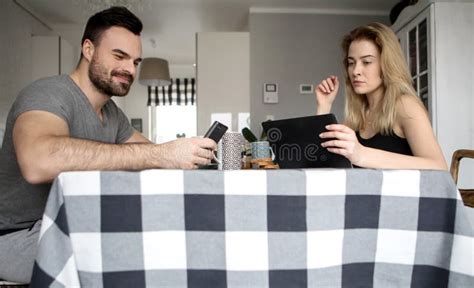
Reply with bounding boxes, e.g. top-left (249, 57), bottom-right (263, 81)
top-left (365, 86), bottom-right (385, 111)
